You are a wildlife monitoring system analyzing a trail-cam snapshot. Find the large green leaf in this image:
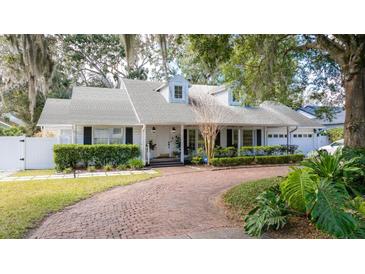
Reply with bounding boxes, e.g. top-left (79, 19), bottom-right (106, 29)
top-left (310, 180), bottom-right (357, 238)
top-left (280, 167), bottom-right (318, 213)
top-left (244, 186), bottom-right (289, 237)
